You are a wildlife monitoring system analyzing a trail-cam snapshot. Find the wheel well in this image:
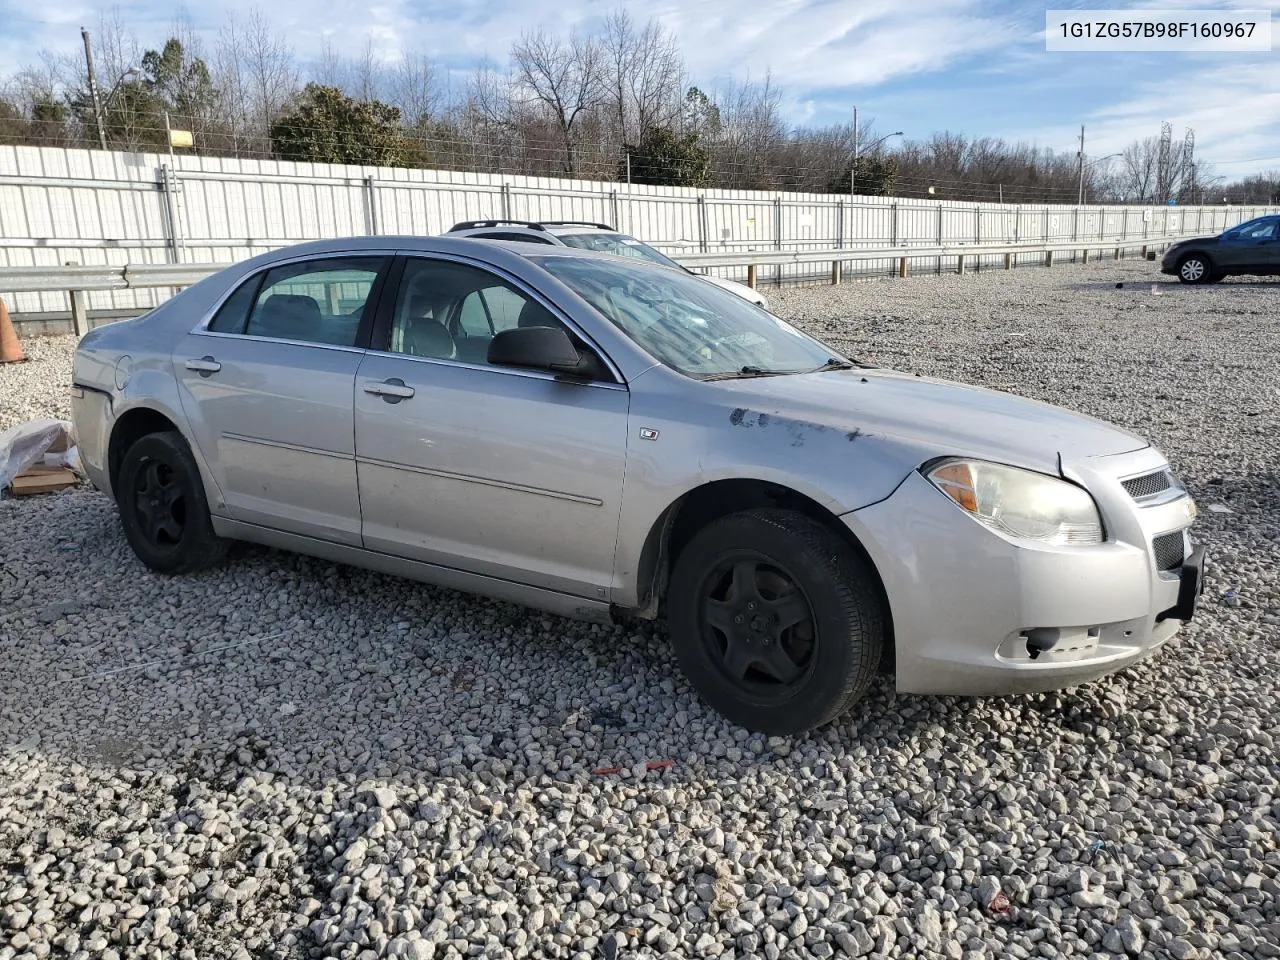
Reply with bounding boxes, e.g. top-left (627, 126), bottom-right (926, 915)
top-left (1177, 249), bottom-right (1211, 265)
top-left (636, 479), bottom-right (895, 671)
top-left (108, 408), bottom-right (179, 493)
